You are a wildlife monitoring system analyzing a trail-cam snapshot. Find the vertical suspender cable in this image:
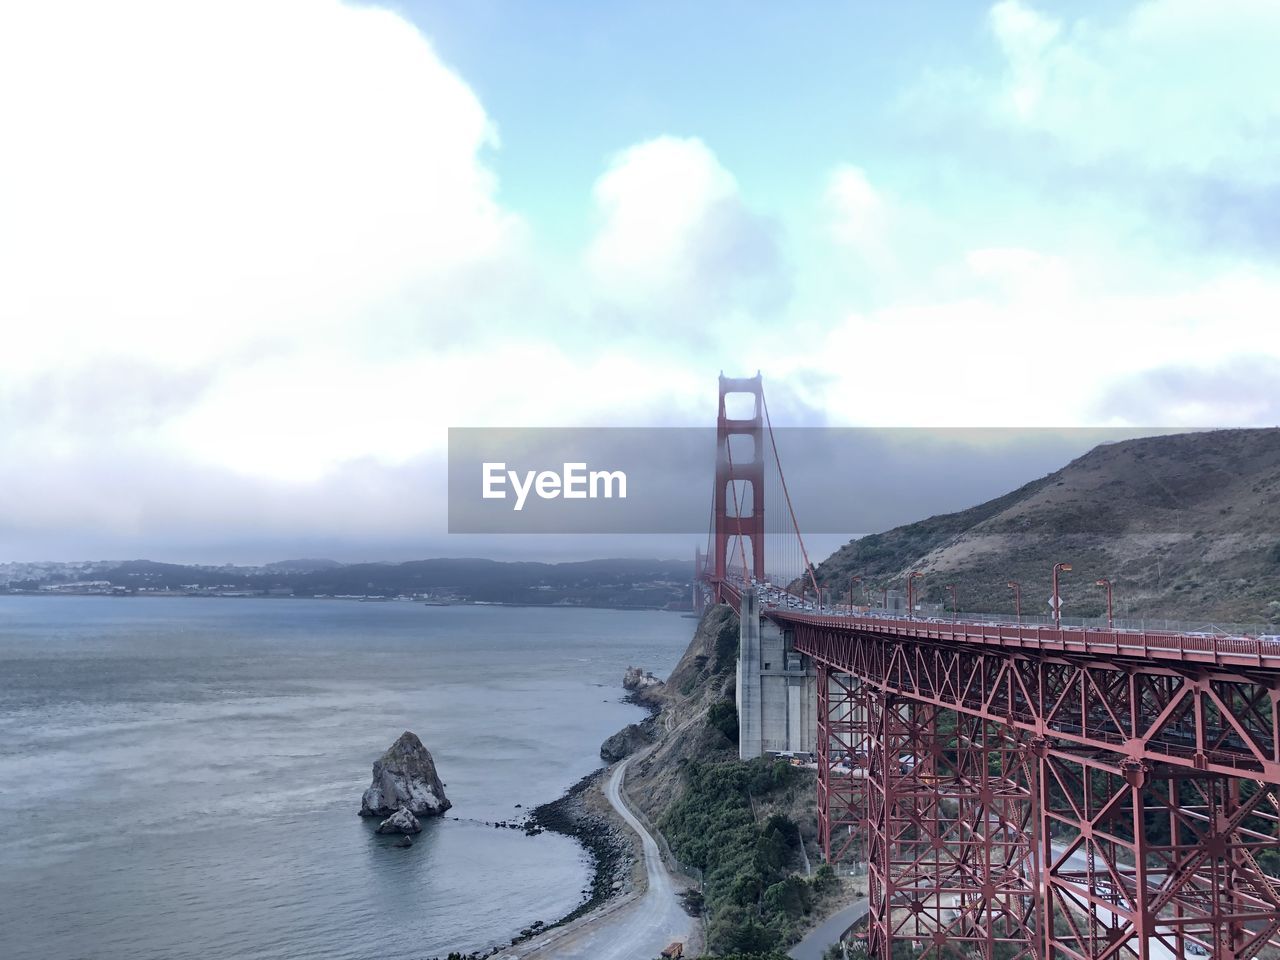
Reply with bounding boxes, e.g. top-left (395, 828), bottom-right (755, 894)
top-left (762, 388), bottom-right (821, 600)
